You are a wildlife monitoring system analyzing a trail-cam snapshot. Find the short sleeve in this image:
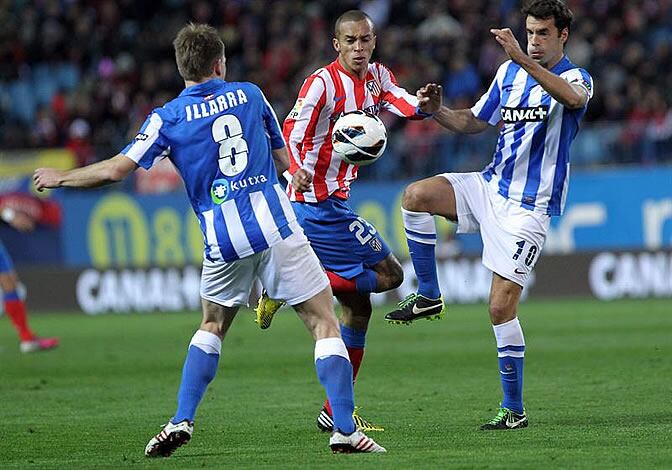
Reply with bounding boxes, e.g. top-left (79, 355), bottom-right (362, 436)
top-left (121, 111), bottom-right (171, 170)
